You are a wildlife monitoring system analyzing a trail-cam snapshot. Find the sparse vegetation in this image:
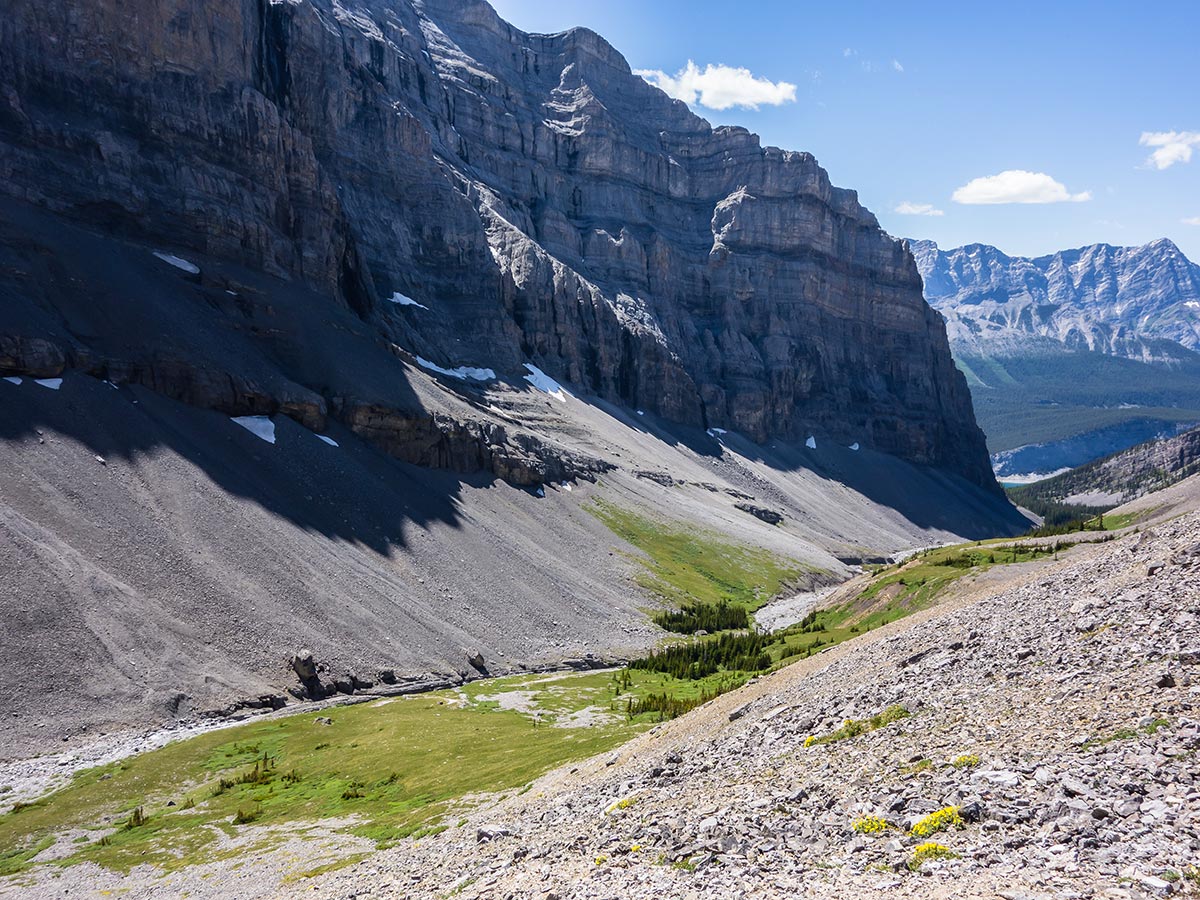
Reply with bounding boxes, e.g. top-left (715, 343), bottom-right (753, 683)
top-left (951, 754), bottom-right (980, 768)
top-left (908, 841), bottom-right (958, 870)
top-left (805, 706), bottom-right (911, 747)
top-left (909, 805), bottom-right (964, 838)
top-left (852, 815), bottom-right (888, 834)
